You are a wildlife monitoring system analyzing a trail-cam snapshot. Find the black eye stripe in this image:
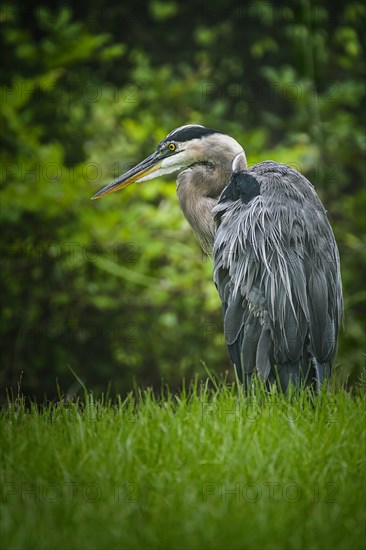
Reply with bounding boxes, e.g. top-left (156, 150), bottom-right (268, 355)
top-left (158, 126), bottom-right (224, 149)
top-left (167, 126), bottom-right (223, 142)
